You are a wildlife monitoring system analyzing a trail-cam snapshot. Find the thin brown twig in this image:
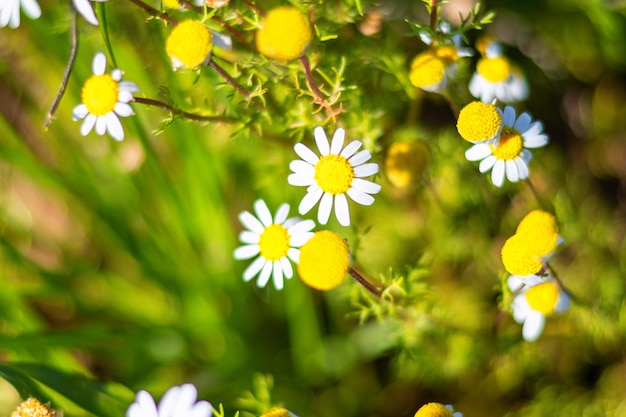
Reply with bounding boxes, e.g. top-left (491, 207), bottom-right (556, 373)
top-left (45, 11), bottom-right (79, 129)
top-left (132, 96), bottom-right (239, 123)
top-left (242, 0), bottom-right (265, 17)
top-left (429, 0), bottom-right (438, 30)
top-left (349, 267), bottom-right (382, 298)
top-left (128, 0), bottom-right (178, 26)
top-left (208, 59), bottom-right (262, 108)
top-left (299, 55), bottom-right (342, 120)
